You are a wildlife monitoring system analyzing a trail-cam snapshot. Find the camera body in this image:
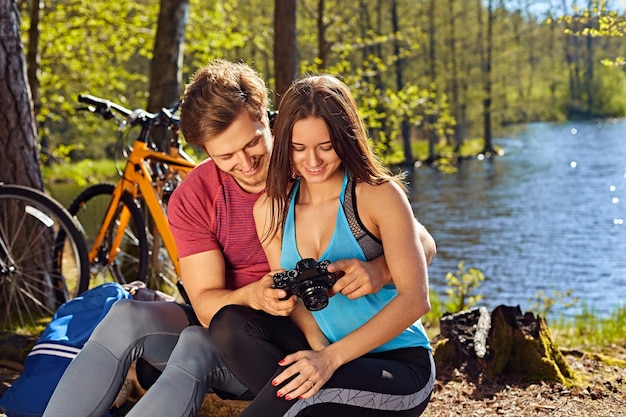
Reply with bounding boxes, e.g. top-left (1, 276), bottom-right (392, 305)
top-left (272, 258), bottom-right (339, 311)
